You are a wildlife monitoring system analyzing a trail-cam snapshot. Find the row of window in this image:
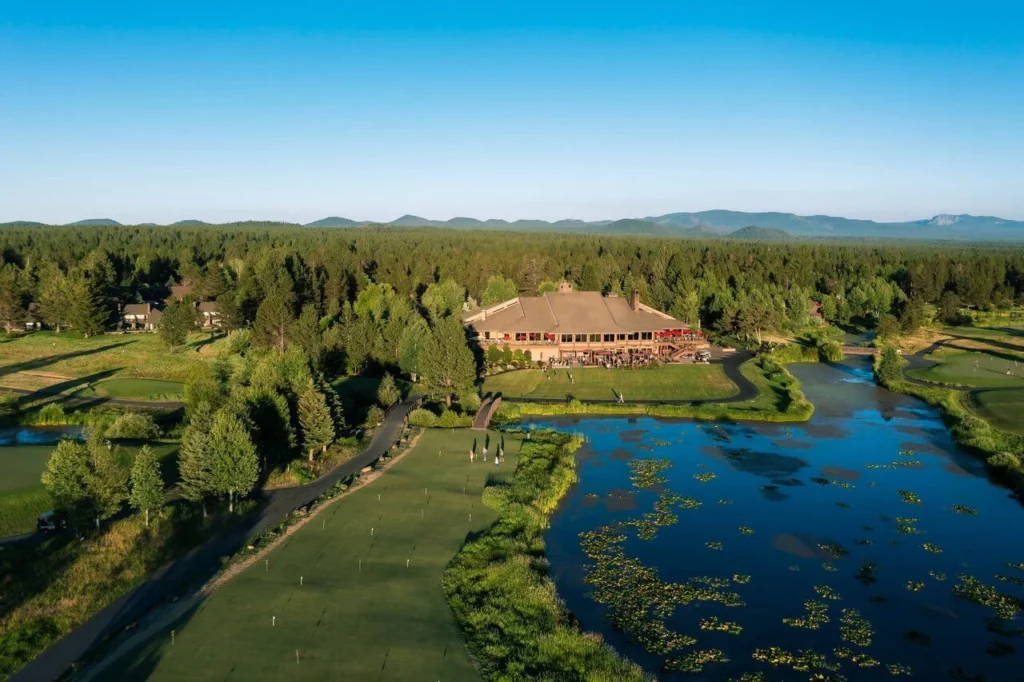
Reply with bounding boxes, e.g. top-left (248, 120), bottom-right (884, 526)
top-left (482, 331), bottom-right (655, 342)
